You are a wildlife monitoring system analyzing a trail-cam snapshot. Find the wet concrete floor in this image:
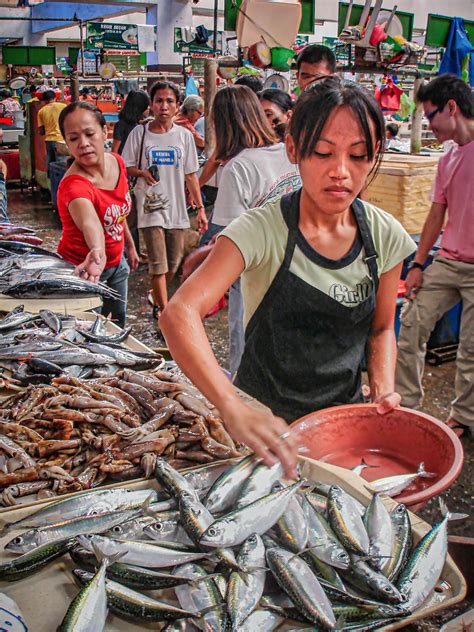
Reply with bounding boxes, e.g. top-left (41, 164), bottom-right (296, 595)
top-left (6, 186), bottom-right (473, 627)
